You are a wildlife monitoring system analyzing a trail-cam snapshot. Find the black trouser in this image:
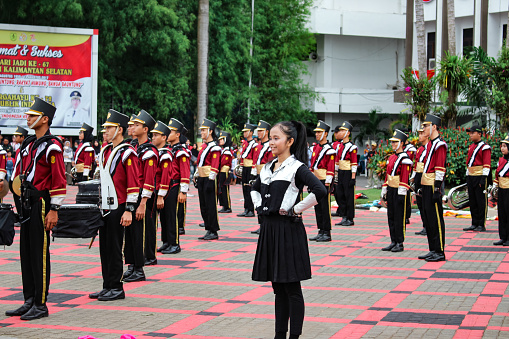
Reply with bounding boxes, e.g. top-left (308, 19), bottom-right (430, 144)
top-left (387, 187), bottom-right (406, 243)
top-left (421, 185), bottom-right (445, 254)
top-left (124, 200), bottom-right (144, 268)
top-left (498, 187), bottom-right (509, 241)
top-left (313, 180), bottom-right (331, 231)
top-left (406, 190), bottom-right (411, 220)
top-left (242, 166), bottom-right (254, 212)
top-left (100, 204), bottom-right (125, 290)
top-left (467, 176), bottom-right (488, 227)
top-left (20, 196), bottom-right (51, 306)
top-left (178, 199), bottom-right (186, 230)
top-left (76, 172), bottom-right (84, 183)
top-left (333, 178), bottom-right (341, 215)
top-left (414, 173), bottom-right (426, 230)
top-left (143, 195), bottom-right (157, 261)
top-left (272, 281), bottom-right (304, 336)
top-left (198, 177), bottom-right (219, 232)
top-left (337, 170), bottom-right (355, 220)
top-left (218, 172), bottom-right (231, 209)
top-left (160, 185), bottom-right (181, 246)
